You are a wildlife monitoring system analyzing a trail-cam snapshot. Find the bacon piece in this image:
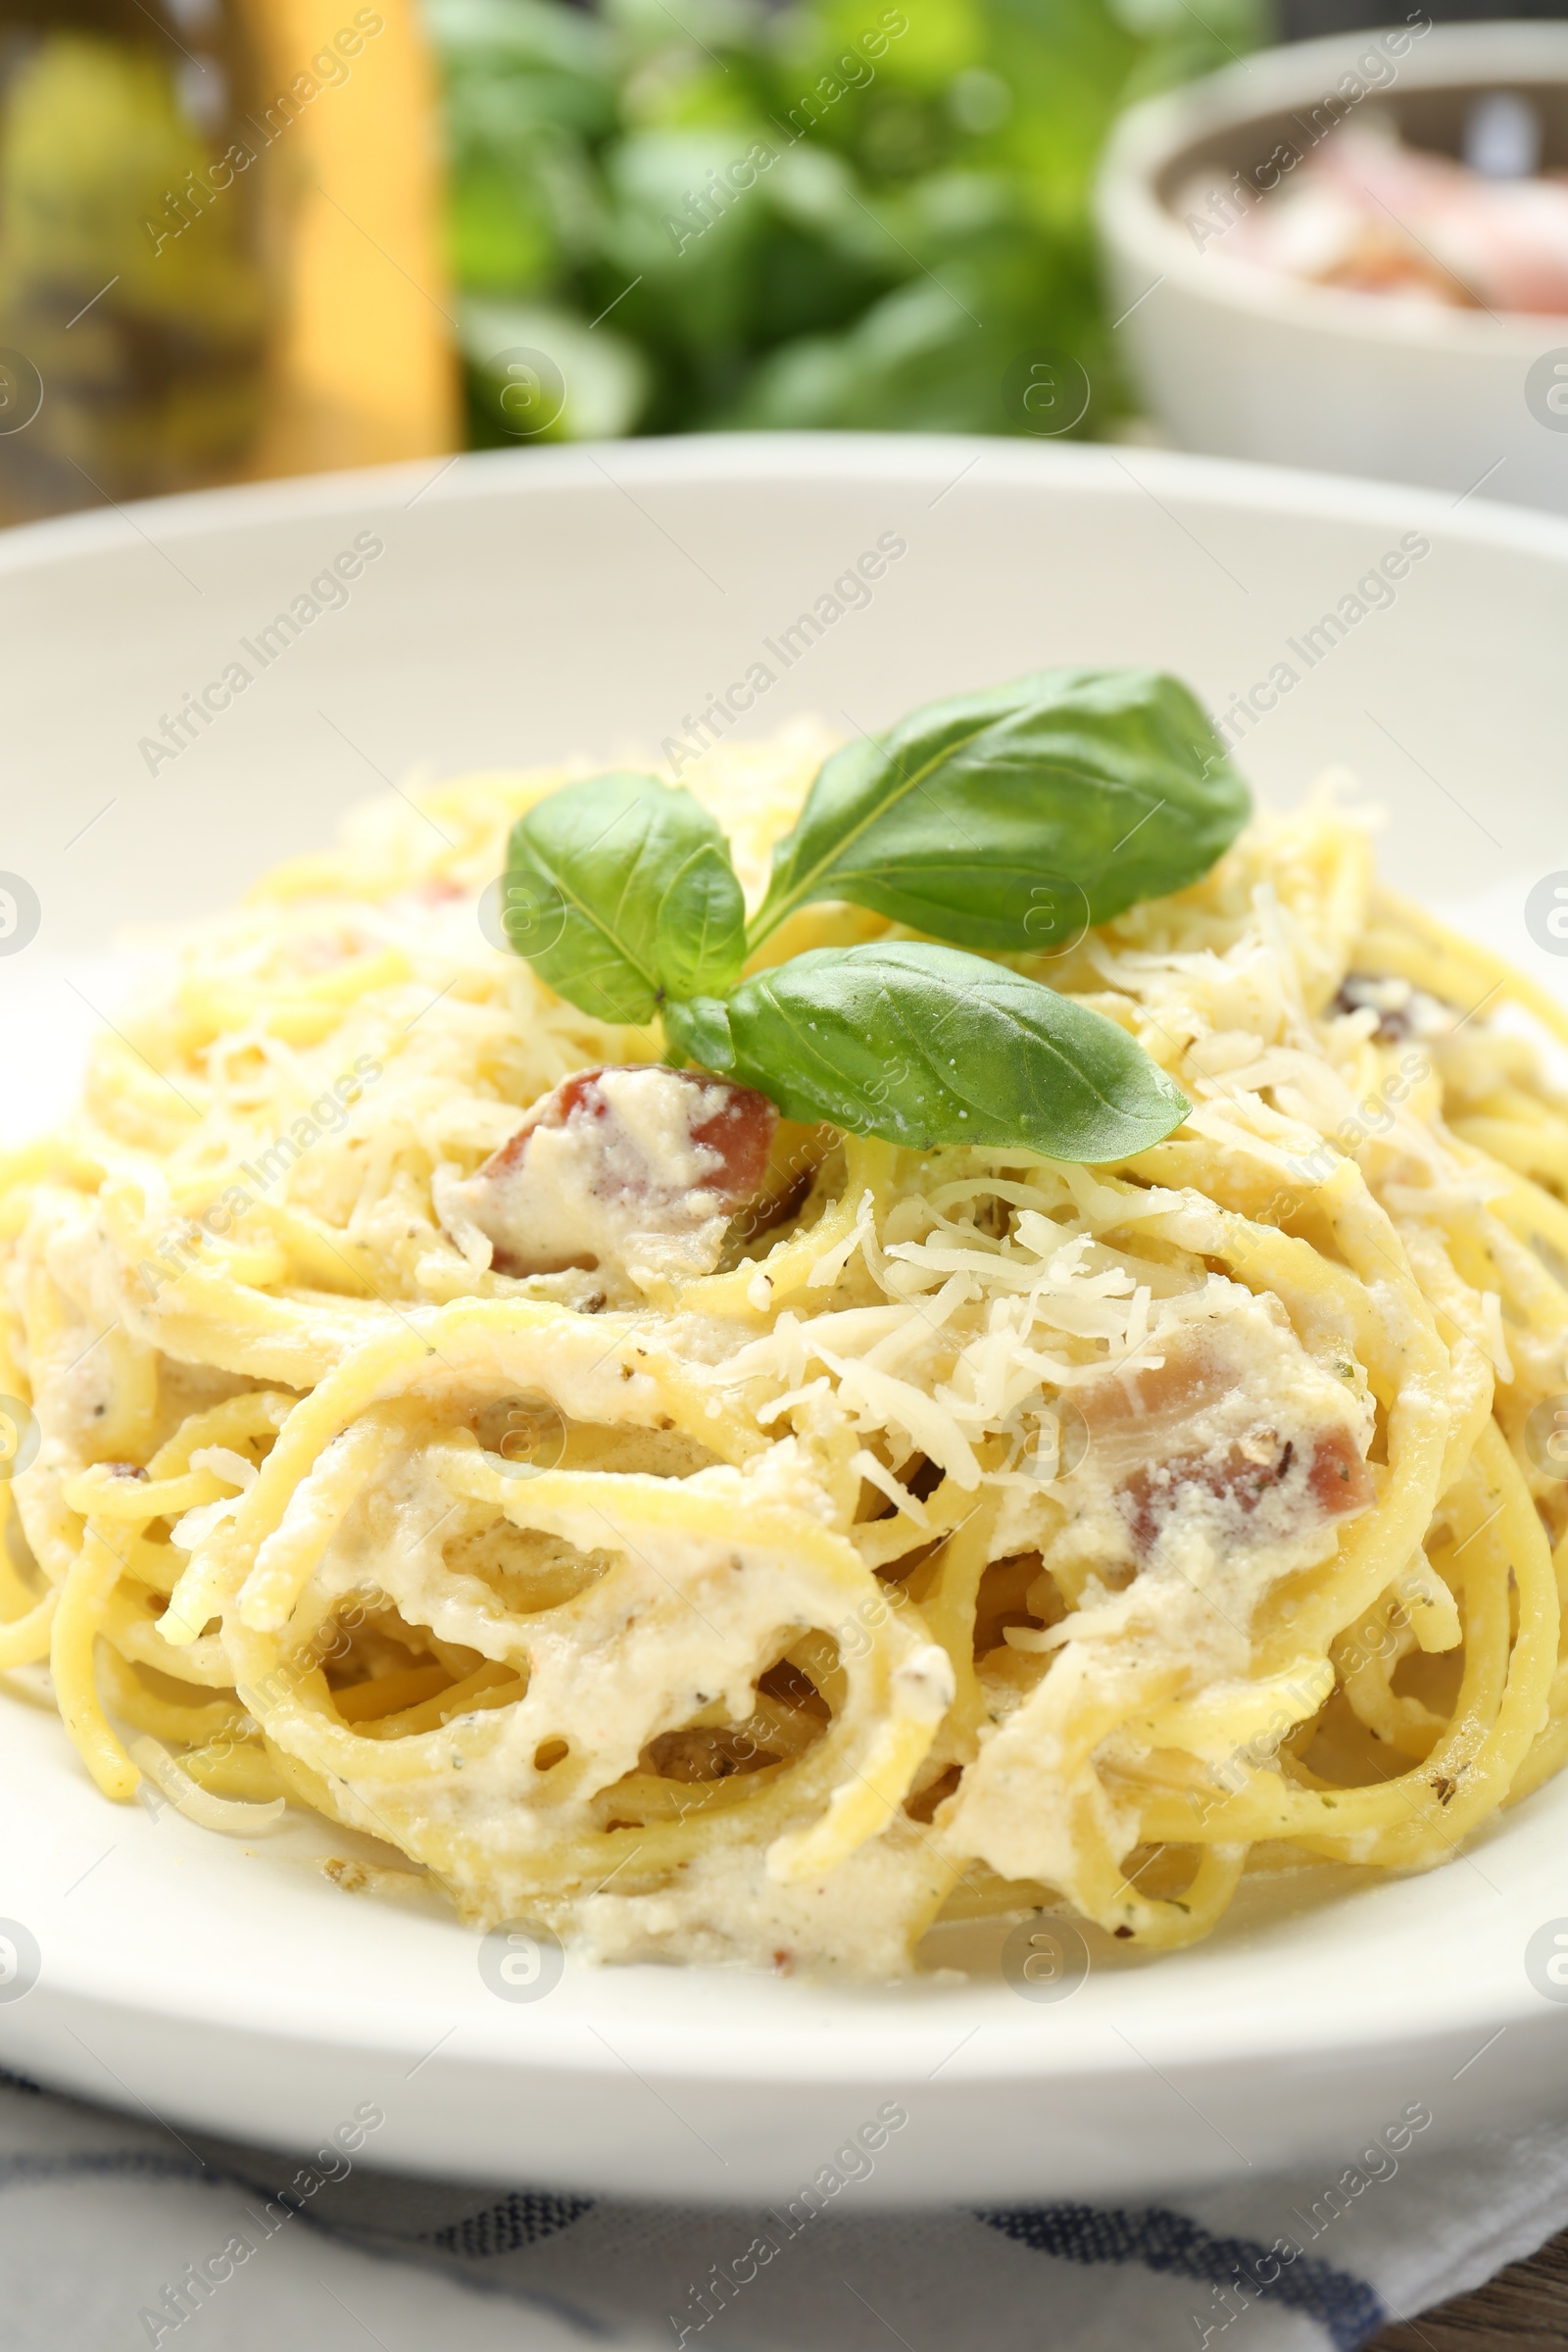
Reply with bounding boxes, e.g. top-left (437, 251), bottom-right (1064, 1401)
top-left (485, 1067), bottom-right (774, 1201)
top-left (1067, 1312), bottom-right (1376, 1577)
top-left (1077, 1342), bottom-right (1225, 1434)
top-left (1303, 1423), bottom-right (1375, 1517)
top-left (1332, 974), bottom-right (1414, 1043)
top-left (444, 1064), bottom-right (777, 1284)
top-left (1331, 973), bottom-right (1453, 1045)
top-left (1121, 1428), bottom-right (1374, 1560)
top-left (1222, 124), bottom-right (1568, 315)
